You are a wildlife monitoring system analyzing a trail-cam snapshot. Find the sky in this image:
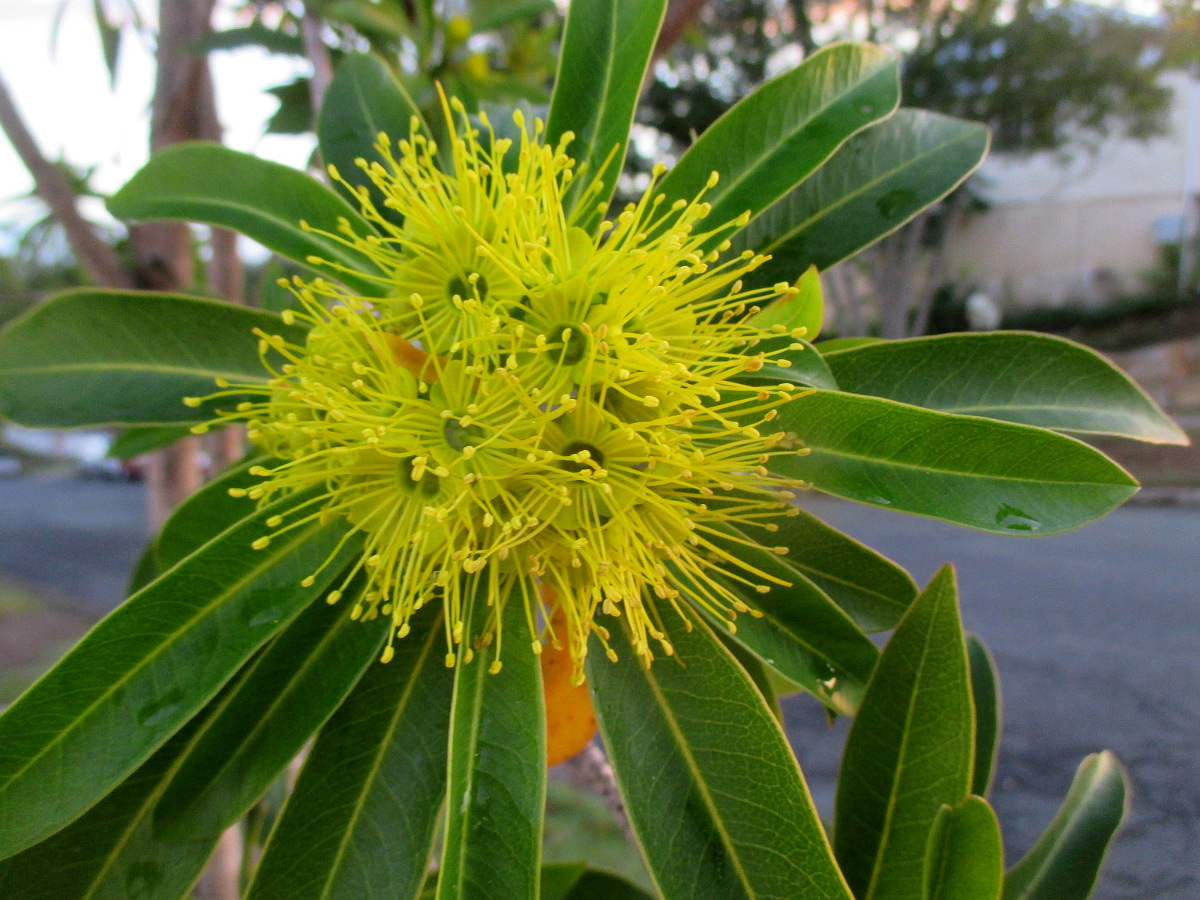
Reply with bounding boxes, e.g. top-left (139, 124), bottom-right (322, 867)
top-left (0, 0), bottom-right (314, 239)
